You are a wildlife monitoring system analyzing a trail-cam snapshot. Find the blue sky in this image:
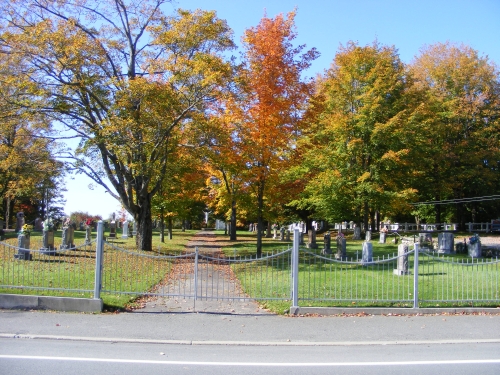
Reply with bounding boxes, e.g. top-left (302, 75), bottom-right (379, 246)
top-left (63, 0), bottom-right (500, 218)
